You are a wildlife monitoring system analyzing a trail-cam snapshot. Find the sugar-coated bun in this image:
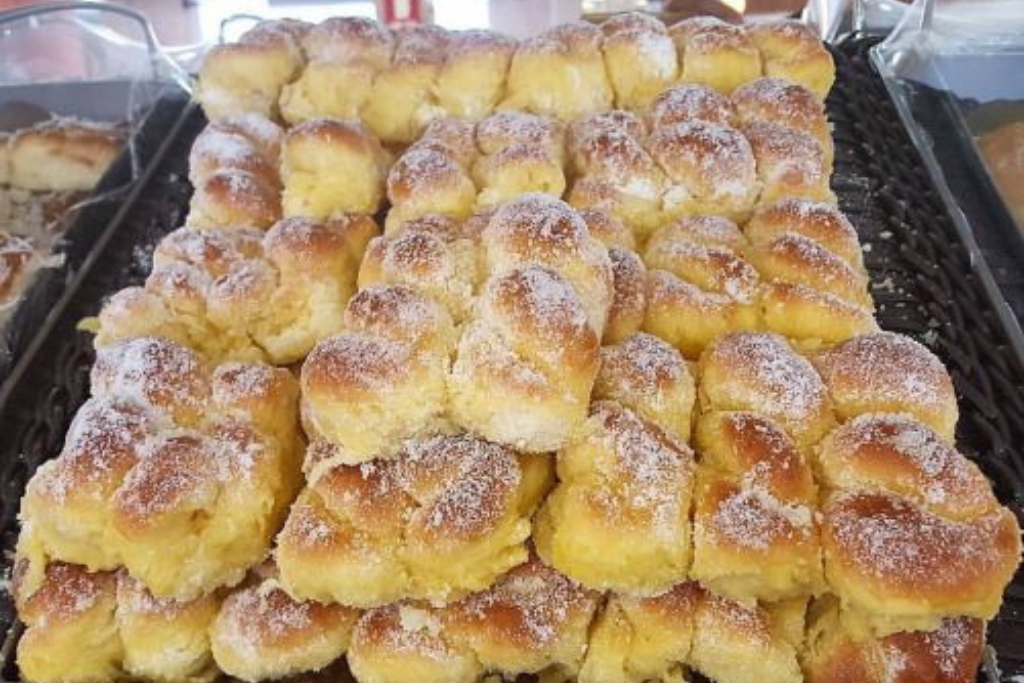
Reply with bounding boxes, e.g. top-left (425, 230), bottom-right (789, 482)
top-left (760, 281), bottom-right (878, 348)
top-left (649, 121), bottom-right (759, 222)
top-left (115, 572), bottom-right (220, 683)
top-left (812, 332), bottom-right (958, 442)
top-left (688, 587), bottom-right (802, 683)
top-left (302, 16), bottom-right (394, 66)
top-left (746, 198), bottom-right (864, 271)
top-left (415, 118), bottom-right (480, 168)
top-left (358, 216), bottom-right (480, 322)
top-left (437, 30), bottom-right (518, 119)
top-left (14, 562), bottom-right (123, 683)
top-left (579, 582), bottom-right (698, 683)
top-left (476, 110), bottom-right (566, 164)
top-left (188, 124), bottom-right (280, 190)
top-left (443, 554), bottom-right (601, 677)
top-left (502, 22), bottom-right (614, 121)
top-left (282, 118), bottom-right (389, 219)
top-left (746, 232), bottom-right (871, 309)
top-left (600, 12), bottom-right (678, 110)
top-left (648, 83), bottom-right (736, 130)
top-left (196, 20), bottom-right (308, 121)
top-left (8, 120), bottom-right (124, 191)
top-left (732, 76), bottom-right (833, 164)
top-left (747, 20), bottom-right (835, 99)
top-left (744, 121), bottom-right (834, 204)
top-left (669, 17), bottom-right (761, 95)
top-left (473, 142), bottom-right (565, 208)
top-left (276, 434), bottom-right (552, 607)
top-left (604, 247), bottom-right (648, 344)
top-left (360, 25), bottom-right (450, 143)
top-left (534, 401), bottom-right (695, 594)
top-left (187, 169), bottom-right (282, 230)
top-left (449, 265), bottom-right (600, 452)
top-left (386, 146), bottom-right (477, 229)
top-left (481, 194), bottom-right (614, 334)
top-left (300, 286), bottom-right (455, 463)
top-left (698, 332), bottom-right (835, 449)
top-left (579, 208), bottom-right (635, 251)
top-left (803, 596), bottom-right (985, 683)
top-left (691, 411), bottom-right (823, 601)
top-left (348, 604), bottom-right (483, 683)
top-left (644, 217), bottom-right (759, 301)
top-left (816, 413), bottom-right (1020, 634)
top-left (595, 332), bottom-right (695, 441)
top-left (210, 573), bottom-right (360, 682)
top-left (207, 114), bottom-right (284, 168)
